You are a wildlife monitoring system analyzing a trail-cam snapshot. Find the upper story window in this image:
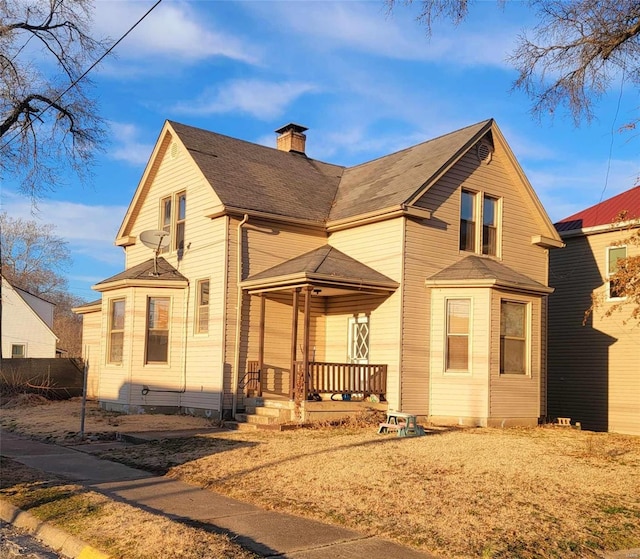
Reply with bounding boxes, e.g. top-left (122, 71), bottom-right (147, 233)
top-left (146, 297), bottom-right (170, 363)
top-left (446, 299), bottom-right (470, 372)
top-left (460, 189), bottom-right (501, 257)
top-left (158, 191), bottom-right (186, 254)
top-left (459, 190), bottom-right (476, 252)
top-left (607, 246), bottom-right (627, 299)
top-left (196, 279), bottom-right (209, 334)
top-left (108, 299), bottom-right (125, 364)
